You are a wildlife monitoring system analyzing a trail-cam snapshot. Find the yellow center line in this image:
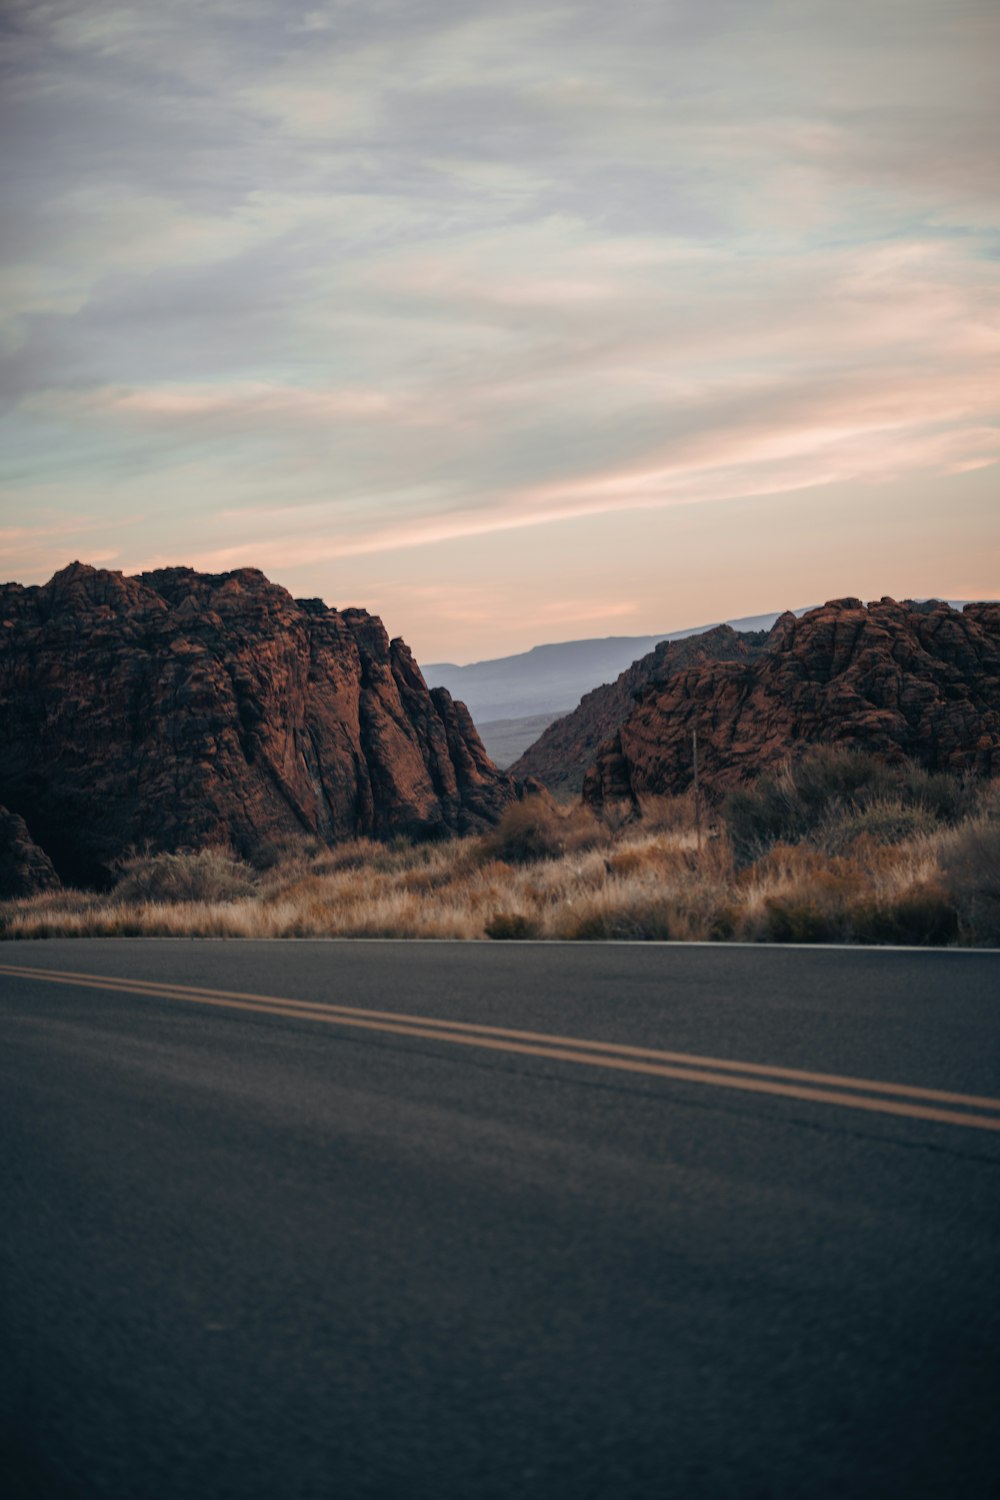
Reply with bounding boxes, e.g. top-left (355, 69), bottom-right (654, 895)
top-left (2, 961), bottom-right (996, 1111)
top-left (2, 961), bottom-right (999, 1133)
